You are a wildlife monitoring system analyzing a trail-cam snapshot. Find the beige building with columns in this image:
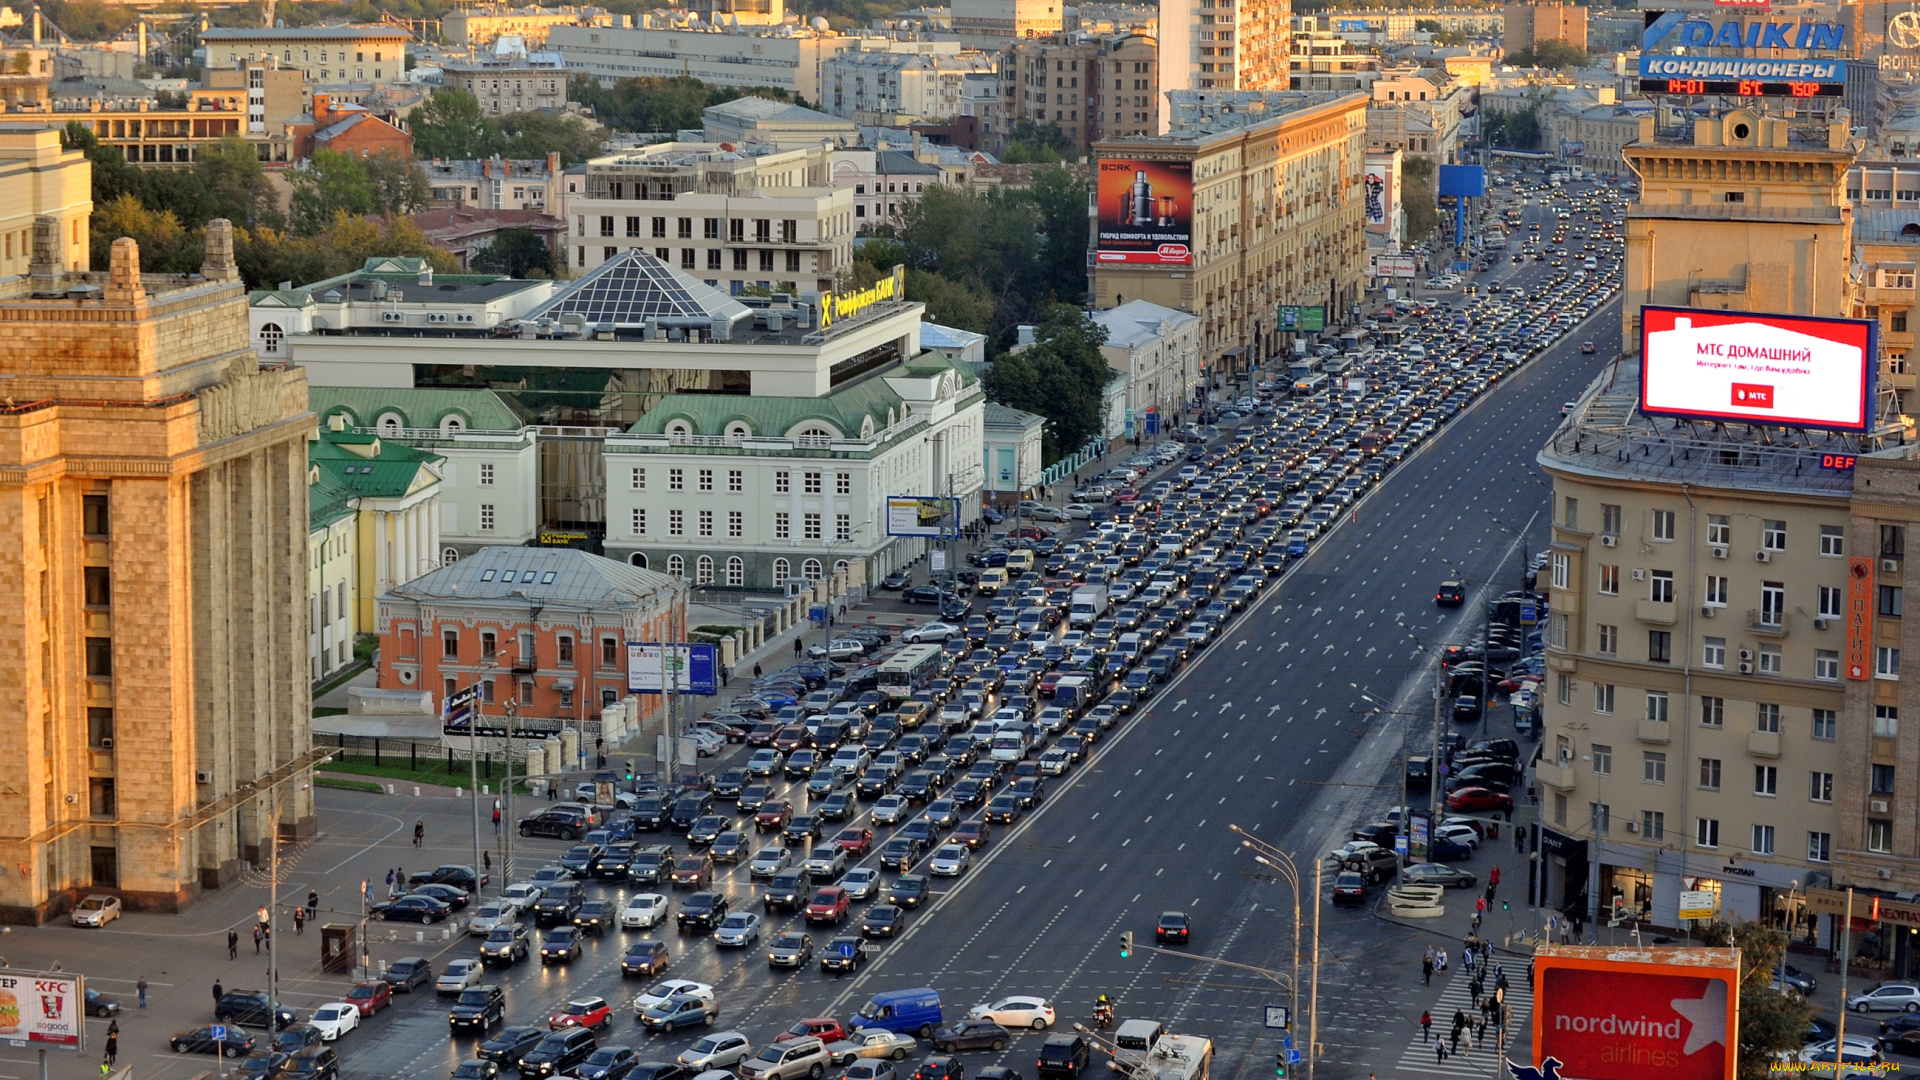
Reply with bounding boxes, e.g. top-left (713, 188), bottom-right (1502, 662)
top-left (0, 211), bottom-right (317, 920)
